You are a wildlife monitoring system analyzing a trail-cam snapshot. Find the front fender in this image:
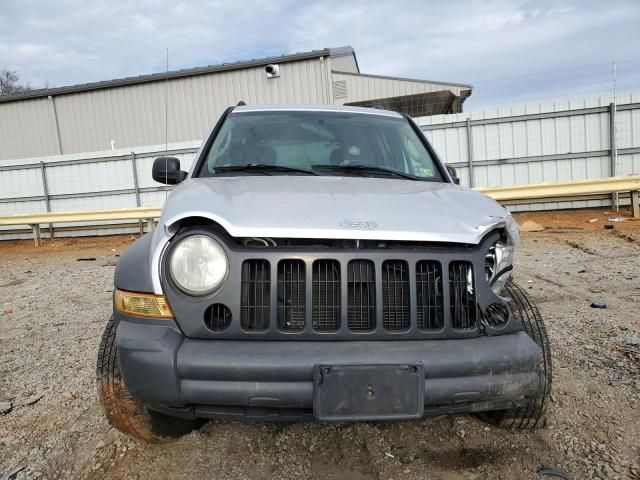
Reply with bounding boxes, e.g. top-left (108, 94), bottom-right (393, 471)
top-left (114, 233), bottom-right (155, 293)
